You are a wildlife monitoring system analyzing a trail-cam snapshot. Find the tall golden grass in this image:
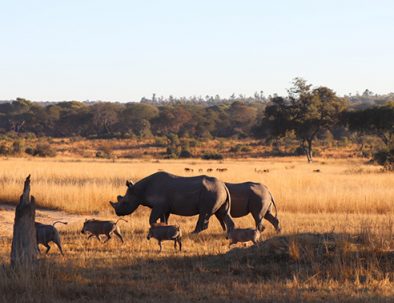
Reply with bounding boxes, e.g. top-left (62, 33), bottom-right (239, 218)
top-left (0, 157), bottom-right (392, 214)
